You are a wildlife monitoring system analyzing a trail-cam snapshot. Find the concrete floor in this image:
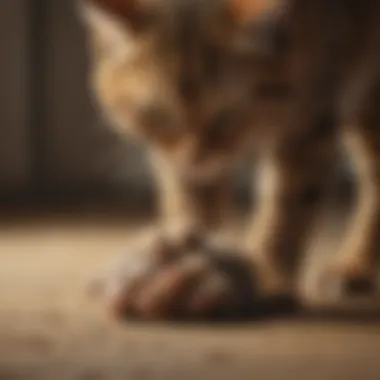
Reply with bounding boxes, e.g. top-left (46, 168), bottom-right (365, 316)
top-left (0, 207), bottom-right (379, 380)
